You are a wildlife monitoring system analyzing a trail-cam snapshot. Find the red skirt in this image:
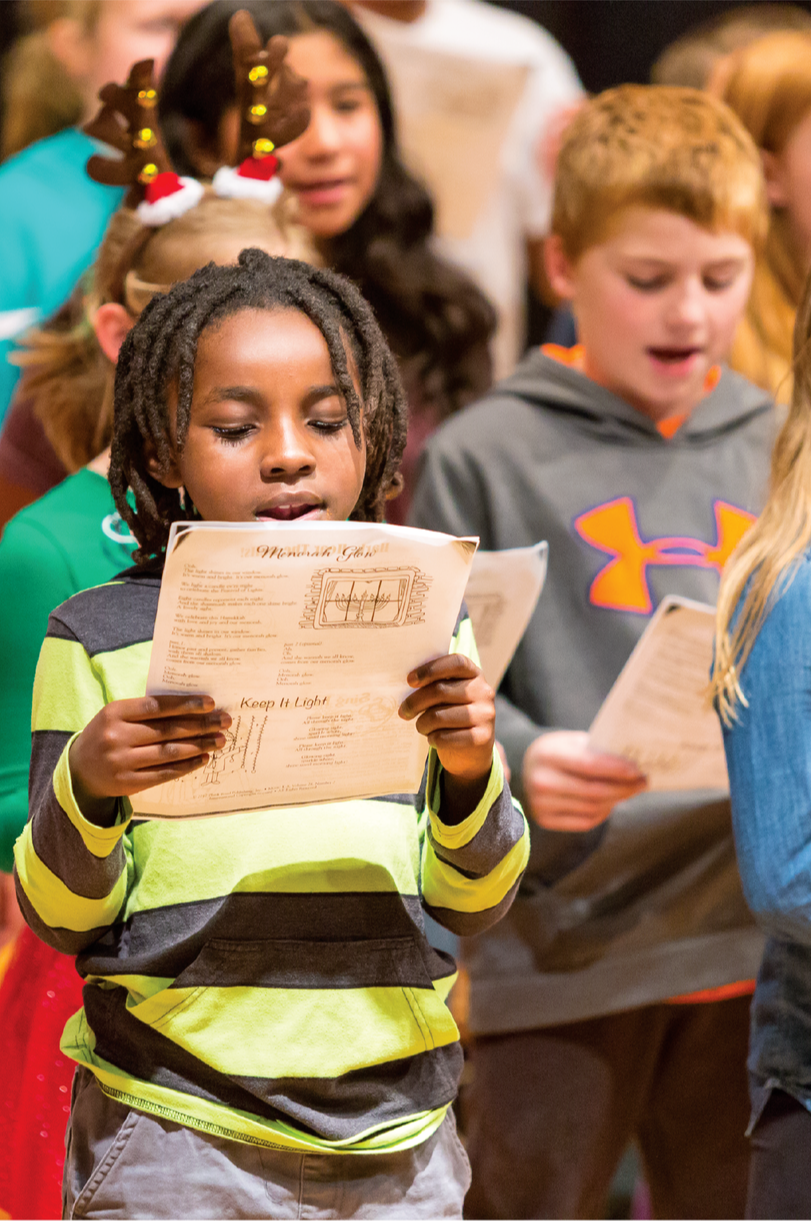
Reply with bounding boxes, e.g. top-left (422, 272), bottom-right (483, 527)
top-left (0, 926), bottom-right (83, 1220)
